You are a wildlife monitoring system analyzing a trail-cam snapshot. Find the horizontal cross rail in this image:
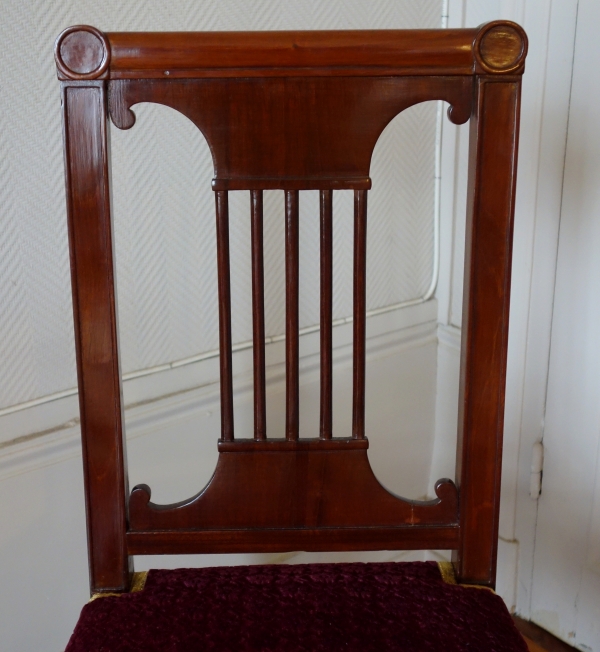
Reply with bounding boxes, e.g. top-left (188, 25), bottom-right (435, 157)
top-left (127, 525), bottom-right (460, 555)
top-left (55, 23), bottom-right (527, 81)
